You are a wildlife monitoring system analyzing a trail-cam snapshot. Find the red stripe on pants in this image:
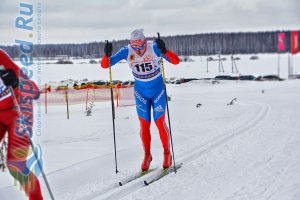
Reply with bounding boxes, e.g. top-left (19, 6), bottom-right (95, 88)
top-left (155, 114), bottom-right (170, 153)
top-left (138, 114), bottom-right (170, 154)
